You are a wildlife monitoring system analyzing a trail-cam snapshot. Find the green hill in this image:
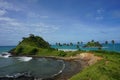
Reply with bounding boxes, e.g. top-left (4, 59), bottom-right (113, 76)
top-left (9, 34), bottom-right (53, 55)
top-left (9, 34), bottom-right (68, 56)
top-left (84, 40), bottom-right (102, 48)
